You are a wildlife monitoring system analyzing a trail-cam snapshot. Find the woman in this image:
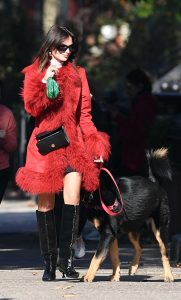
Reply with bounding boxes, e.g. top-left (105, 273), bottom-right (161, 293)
top-left (16, 25), bottom-right (110, 281)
